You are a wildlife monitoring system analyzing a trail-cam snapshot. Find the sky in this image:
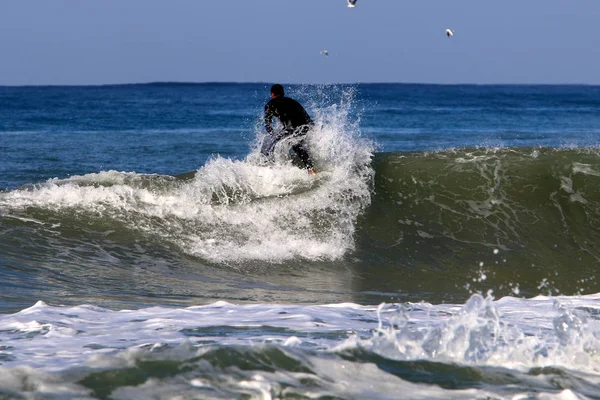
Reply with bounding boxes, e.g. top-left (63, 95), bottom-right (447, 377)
top-left (1, 0), bottom-right (599, 85)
